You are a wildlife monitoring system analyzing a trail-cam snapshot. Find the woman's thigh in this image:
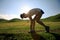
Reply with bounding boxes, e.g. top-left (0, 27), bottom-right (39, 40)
top-left (34, 13), bottom-right (42, 21)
